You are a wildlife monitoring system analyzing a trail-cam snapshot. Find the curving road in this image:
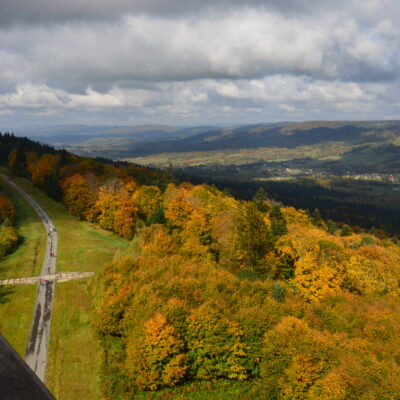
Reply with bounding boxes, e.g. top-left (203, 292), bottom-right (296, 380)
top-left (0, 174), bottom-right (57, 382)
